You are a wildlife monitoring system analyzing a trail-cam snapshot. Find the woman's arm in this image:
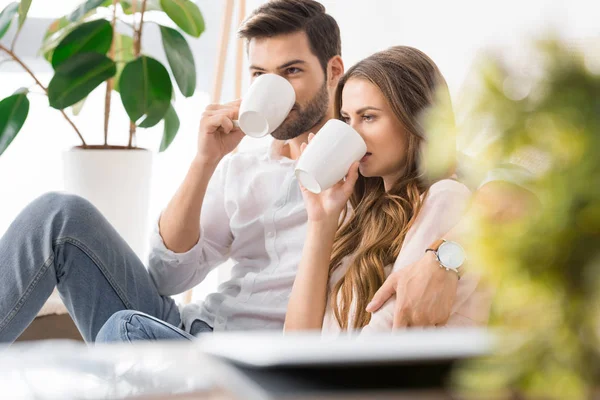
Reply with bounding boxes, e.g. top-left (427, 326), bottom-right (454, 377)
top-left (285, 134), bottom-right (360, 332)
top-left (284, 220), bottom-right (338, 331)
